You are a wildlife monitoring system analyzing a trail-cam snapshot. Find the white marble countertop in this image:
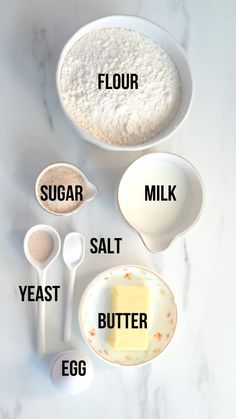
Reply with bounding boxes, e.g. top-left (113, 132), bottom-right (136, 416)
top-left (1, 0), bottom-right (236, 418)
